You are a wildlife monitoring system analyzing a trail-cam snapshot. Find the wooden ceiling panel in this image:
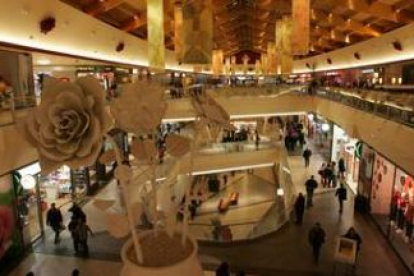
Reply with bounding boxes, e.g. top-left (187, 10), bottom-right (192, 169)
top-left (60, 0), bottom-right (414, 59)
